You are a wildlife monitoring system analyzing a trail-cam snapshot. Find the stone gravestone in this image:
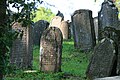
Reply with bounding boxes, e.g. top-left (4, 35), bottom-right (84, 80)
top-left (40, 27), bottom-right (63, 72)
top-left (60, 21), bottom-right (69, 40)
top-left (50, 16), bottom-right (69, 40)
top-left (33, 20), bottom-right (49, 45)
top-left (86, 38), bottom-right (116, 80)
top-left (98, 0), bottom-right (118, 41)
top-left (50, 16), bottom-right (63, 28)
top-left (94, 17), bottom-right (98, 40)
top-left (71, 9), bottom-right (96, 51)
top-left (10, 22), bottom-right (33, 69)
